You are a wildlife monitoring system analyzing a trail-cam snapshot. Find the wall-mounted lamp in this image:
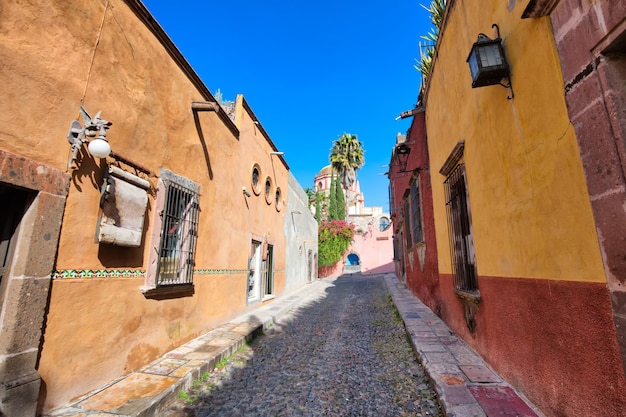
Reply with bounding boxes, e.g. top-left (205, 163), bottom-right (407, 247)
top-left (466, 24), bottom-right (513, 99)
top-left (270, 151), bottom-right (285, 156)
top-left (242, 186), bottom-right (251, 197)
top-left (66, 103), bottom-right (112, 169)
top-left (395, 143), bottom-right (411, 172)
